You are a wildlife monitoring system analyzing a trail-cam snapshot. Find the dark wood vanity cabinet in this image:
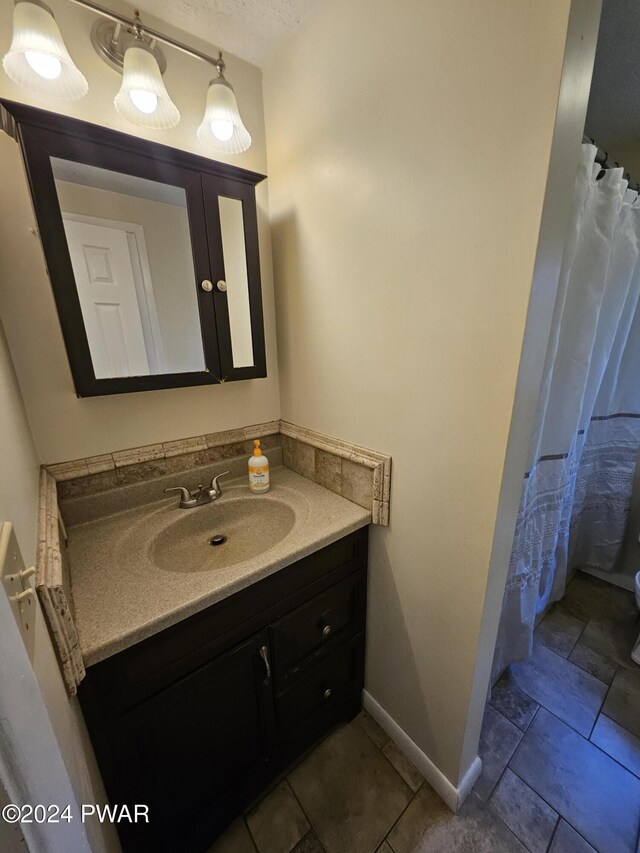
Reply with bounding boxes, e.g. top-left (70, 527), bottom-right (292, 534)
top-left (79, 527), bottom-right (368, 853)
